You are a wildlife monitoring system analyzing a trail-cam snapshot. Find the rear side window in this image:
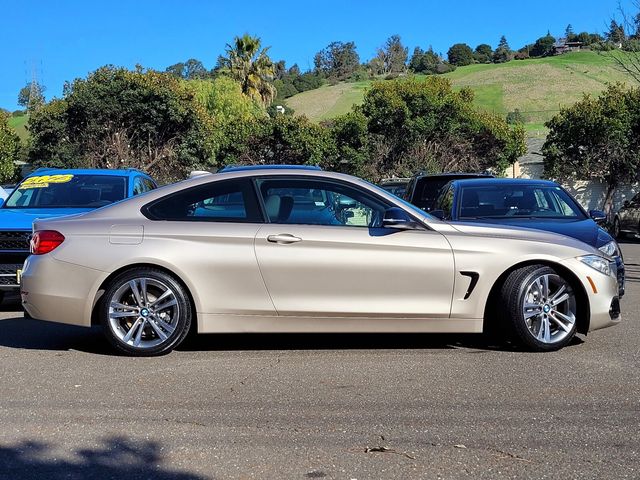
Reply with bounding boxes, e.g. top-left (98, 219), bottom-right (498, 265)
top-left (143, 179), bottom-right (262, 222)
